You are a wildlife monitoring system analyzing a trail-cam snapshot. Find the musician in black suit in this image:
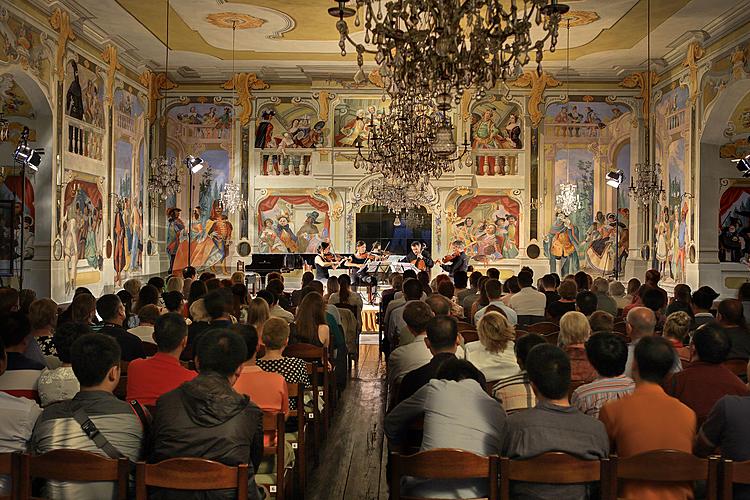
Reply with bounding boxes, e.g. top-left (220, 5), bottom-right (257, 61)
top-left (400, 241), bottom-right (434, 271)
top-left (438, 240), bottom-right (470, 279)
